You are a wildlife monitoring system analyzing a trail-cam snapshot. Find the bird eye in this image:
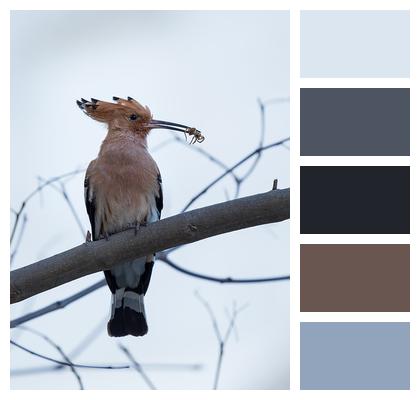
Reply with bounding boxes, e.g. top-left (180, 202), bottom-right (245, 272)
top-left (129, 114), bottom-right (138, 121)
